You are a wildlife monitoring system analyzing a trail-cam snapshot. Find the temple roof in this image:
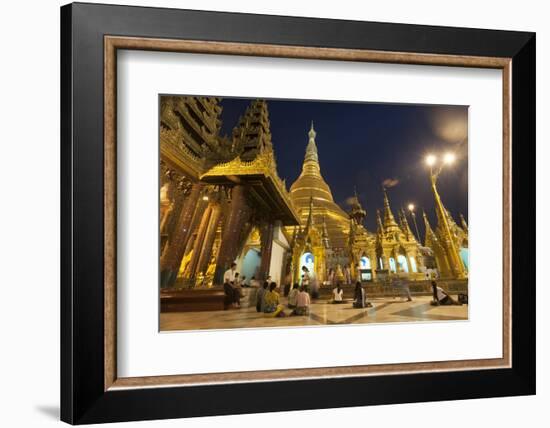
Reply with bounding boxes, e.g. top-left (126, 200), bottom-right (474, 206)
top-left (201, 100), bottom-right (299, 226)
